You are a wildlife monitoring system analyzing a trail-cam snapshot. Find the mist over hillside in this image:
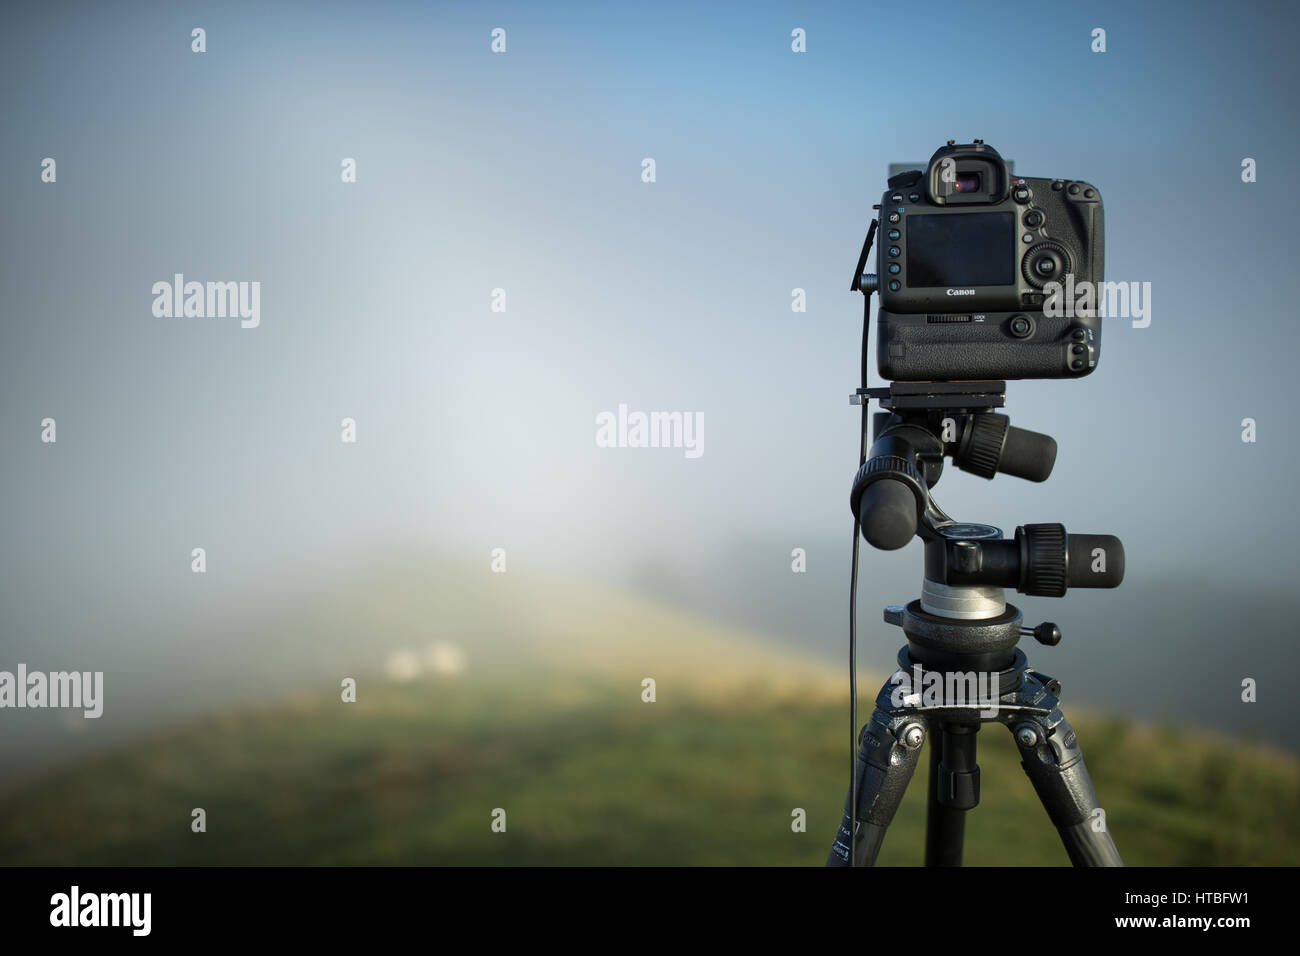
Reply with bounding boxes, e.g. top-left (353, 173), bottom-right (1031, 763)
top-left (0, 548), bottom-right (836, 787)
top-left (628, 534), bottom-right (1292, 750)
